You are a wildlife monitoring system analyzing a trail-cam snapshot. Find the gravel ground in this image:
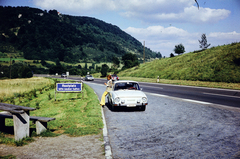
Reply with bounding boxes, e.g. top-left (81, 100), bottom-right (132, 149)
top-left (0, 134), bottom-right (105, 159)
